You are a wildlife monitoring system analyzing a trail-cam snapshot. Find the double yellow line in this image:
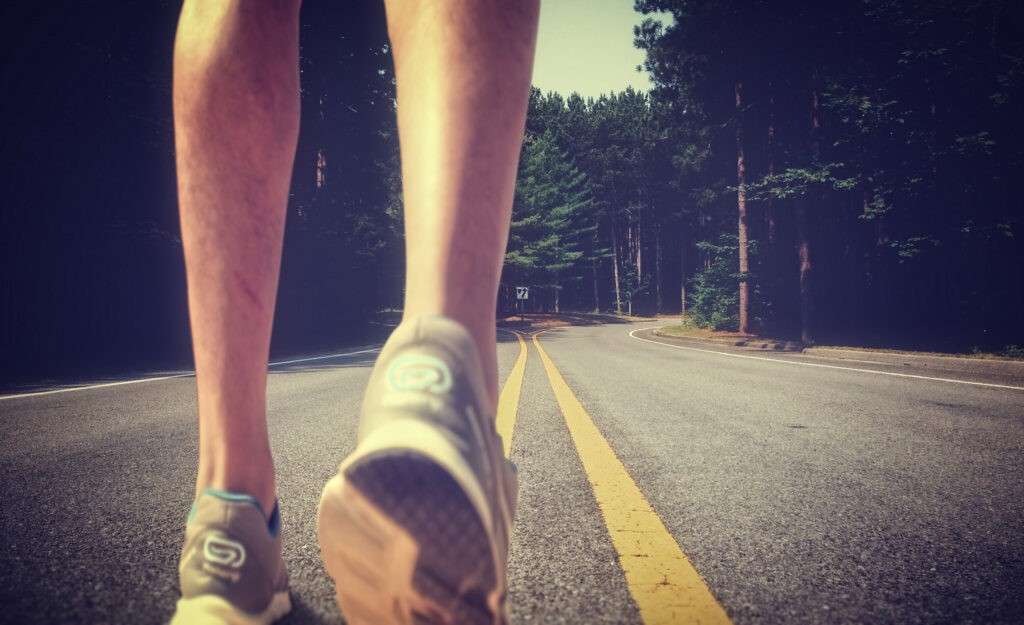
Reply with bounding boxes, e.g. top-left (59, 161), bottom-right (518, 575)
top-left (495, 330), bottom-right (528, 459)
top-left (496, 328), bottom-right (732, 625)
